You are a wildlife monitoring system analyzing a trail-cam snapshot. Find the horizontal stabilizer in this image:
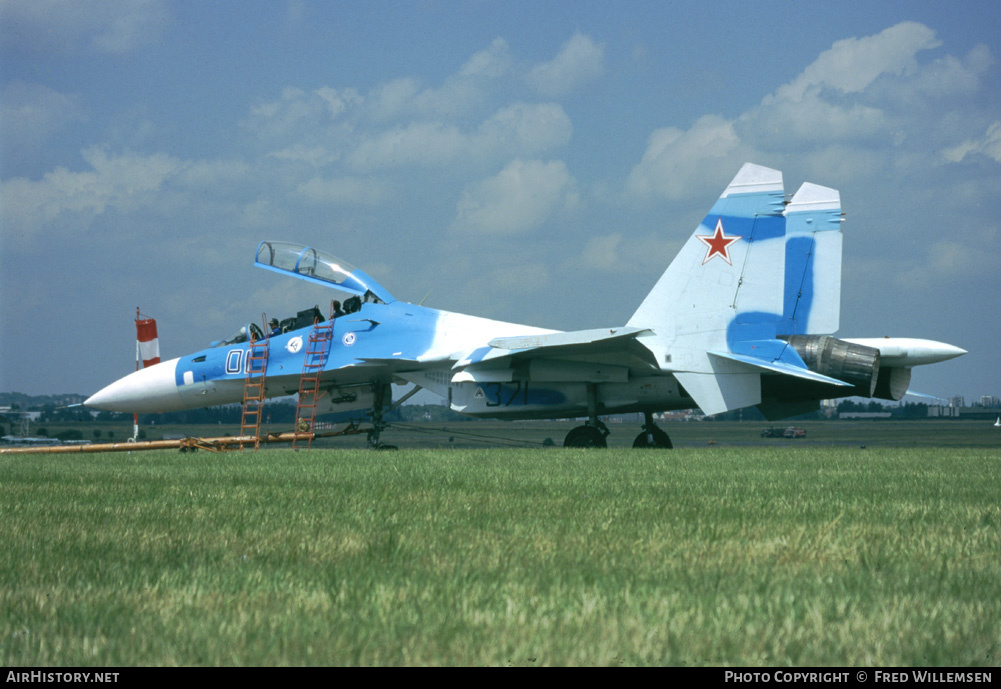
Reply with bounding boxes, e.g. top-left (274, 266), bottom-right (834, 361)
top-left (709, 350), bottom-right (853, 388)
